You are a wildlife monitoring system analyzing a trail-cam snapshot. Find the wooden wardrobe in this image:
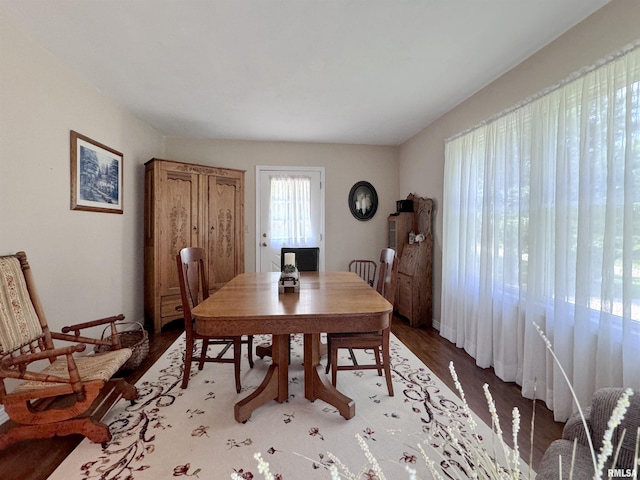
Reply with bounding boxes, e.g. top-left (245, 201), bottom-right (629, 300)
top-left (144, 159), bottom-right (245, 332)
